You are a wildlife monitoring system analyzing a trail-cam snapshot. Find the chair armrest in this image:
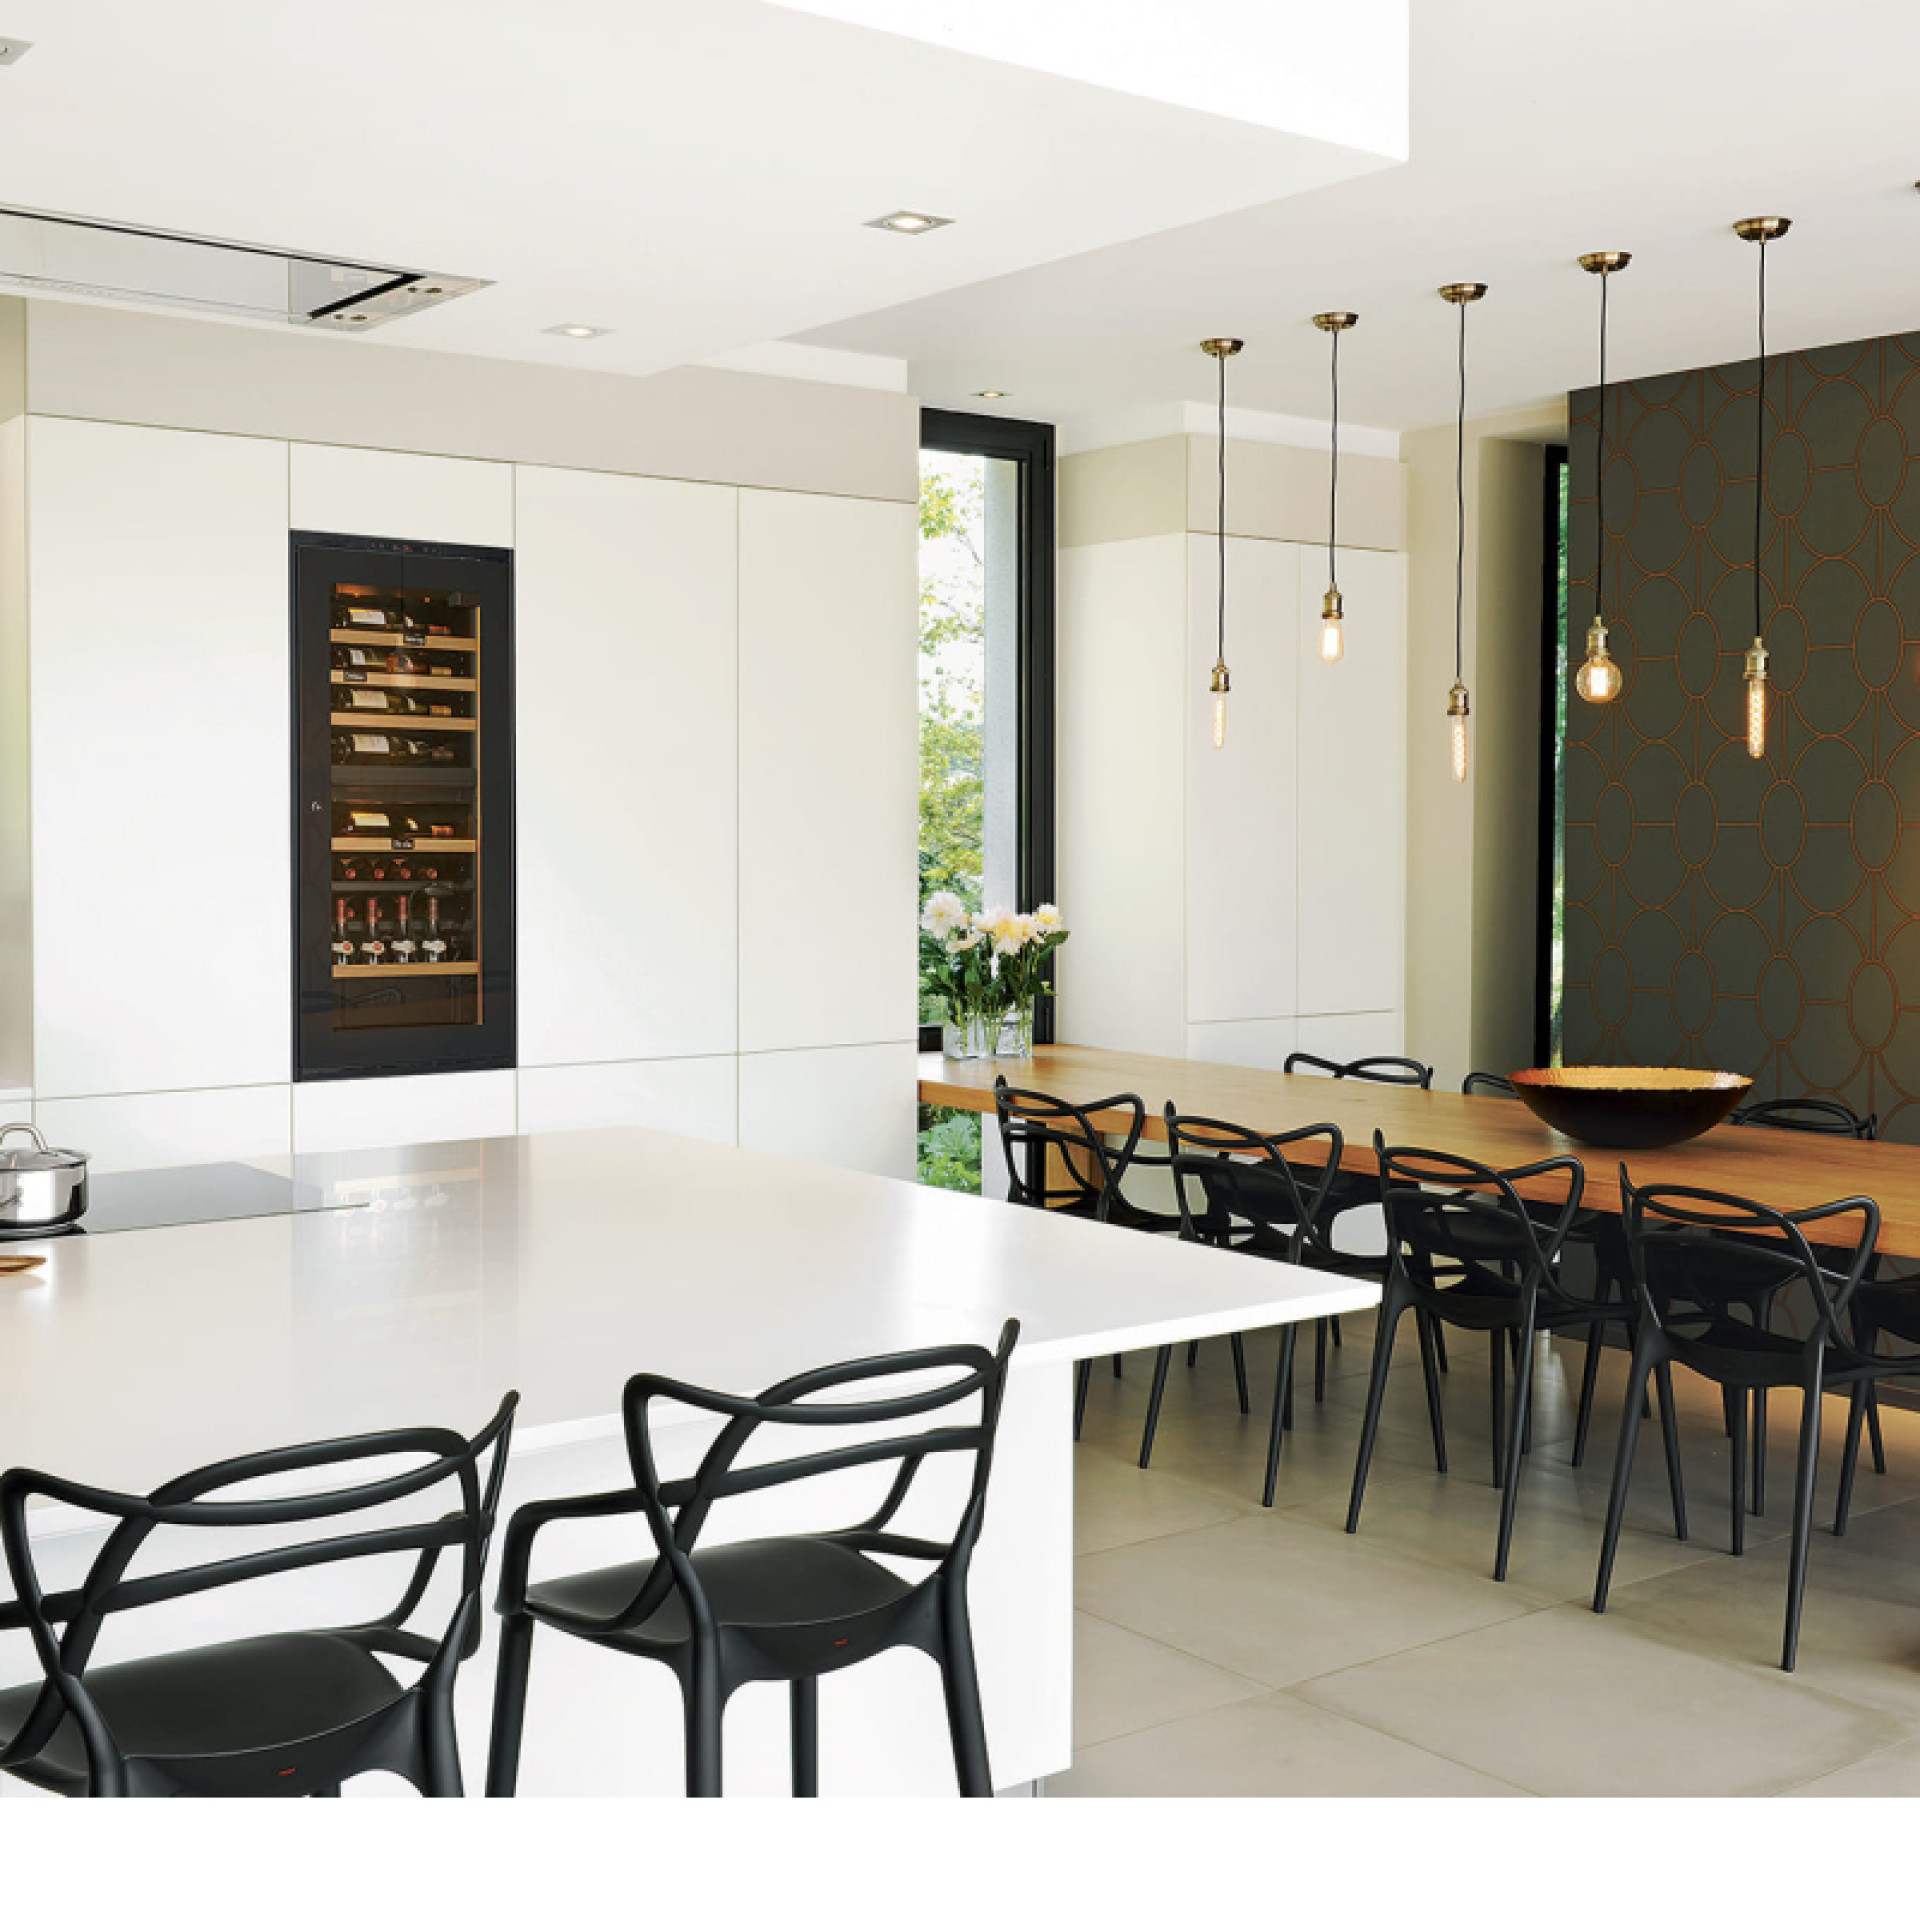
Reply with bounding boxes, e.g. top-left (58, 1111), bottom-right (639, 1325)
top-left (494, 1487), bottom-right (649, 1616)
